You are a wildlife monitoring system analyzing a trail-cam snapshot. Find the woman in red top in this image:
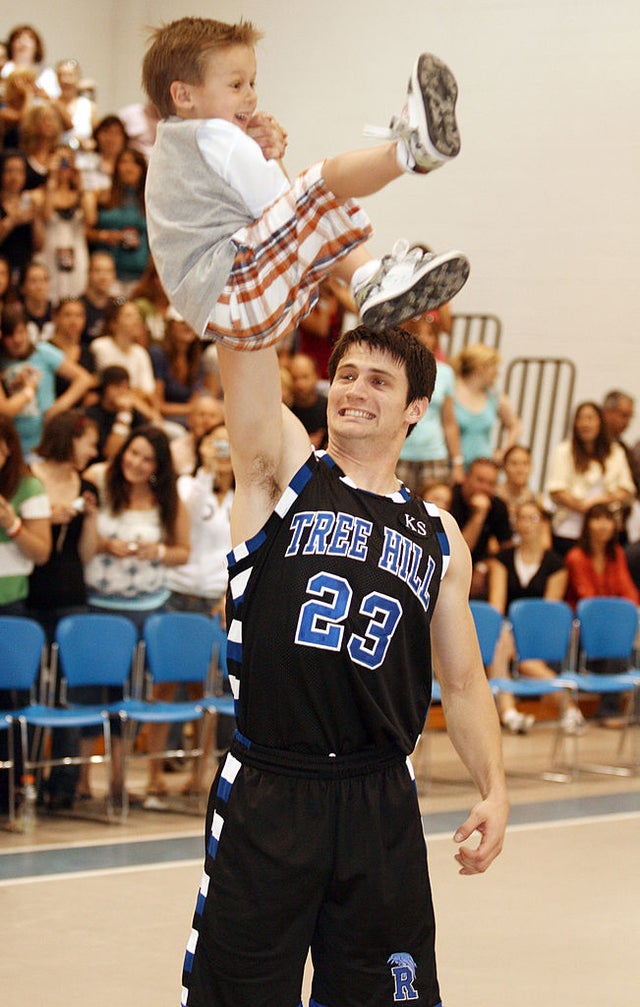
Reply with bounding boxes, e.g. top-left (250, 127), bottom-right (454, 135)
top-left (565, 502), bottom-right (639, 608)
top-left (565, 502), bottom-right (639, 725)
